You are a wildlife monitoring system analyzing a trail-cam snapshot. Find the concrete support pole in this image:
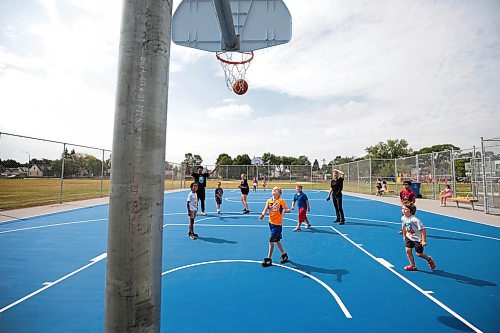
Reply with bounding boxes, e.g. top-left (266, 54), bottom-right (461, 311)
top-left (105, 1), bottom-right (172, 332)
